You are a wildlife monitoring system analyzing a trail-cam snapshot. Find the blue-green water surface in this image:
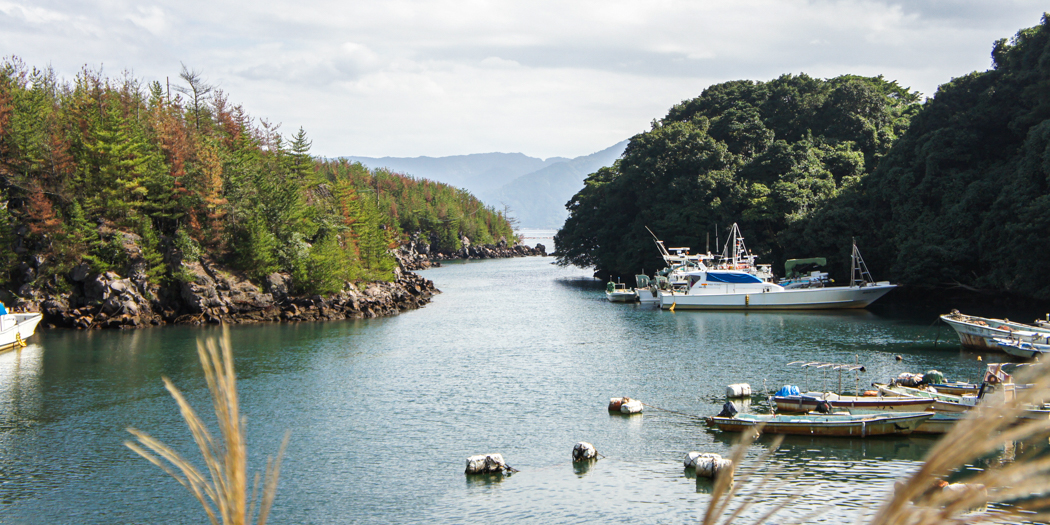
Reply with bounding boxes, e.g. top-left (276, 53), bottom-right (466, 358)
top-left (0, 257), bottom-right (1031, 523)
